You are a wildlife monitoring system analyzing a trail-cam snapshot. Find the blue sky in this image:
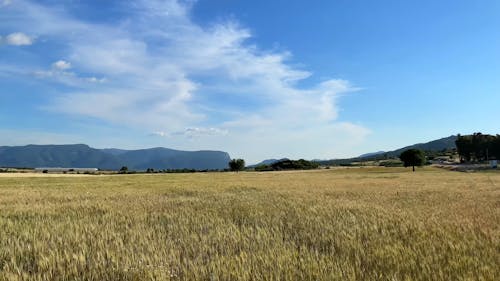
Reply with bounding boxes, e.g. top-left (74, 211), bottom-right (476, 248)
top-left (1, 0), bottom-right (499, 163)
